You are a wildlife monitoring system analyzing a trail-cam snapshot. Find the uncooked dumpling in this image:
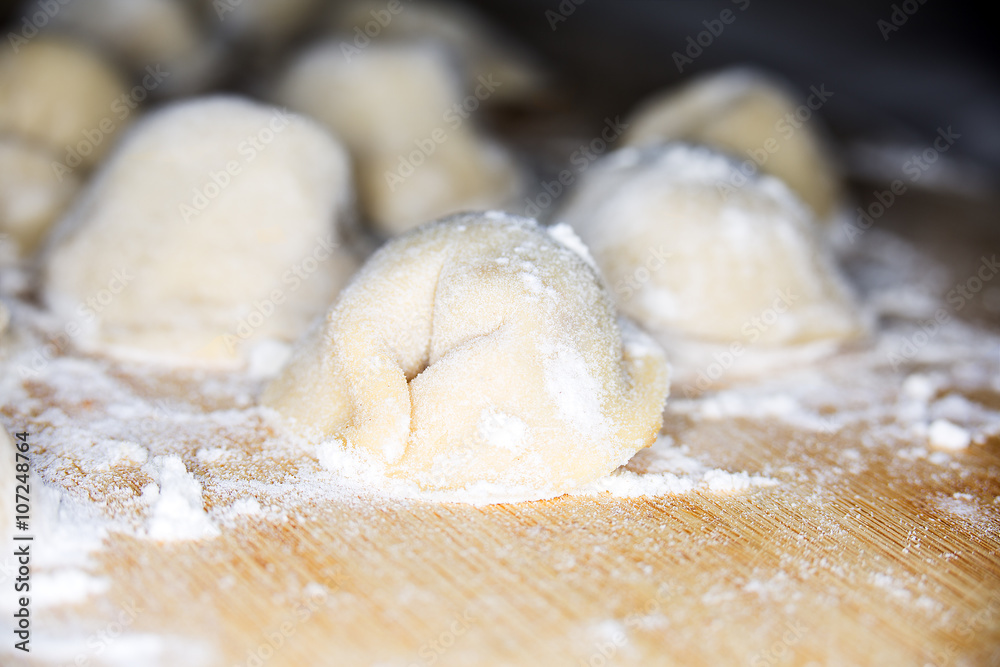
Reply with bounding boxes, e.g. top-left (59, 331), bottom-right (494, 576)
top-left (263, 213), bottom-right (669, 498)
top-left (328, 0), bottom-right (546, 105)
top-left (555, 144), bottom-right (861, 354)
top-left (0, 137), bottom-right (81, 258)
top-left (623, 68), bottom-right (841, 221)
top-left (46, 0), bottom-right (221, 95)
top-left (275, 41), bottom-right (522, 236)
top-left (43, 96), bottom-right (358, 365)
top-left (0, 39), bottom-right (129, 168)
